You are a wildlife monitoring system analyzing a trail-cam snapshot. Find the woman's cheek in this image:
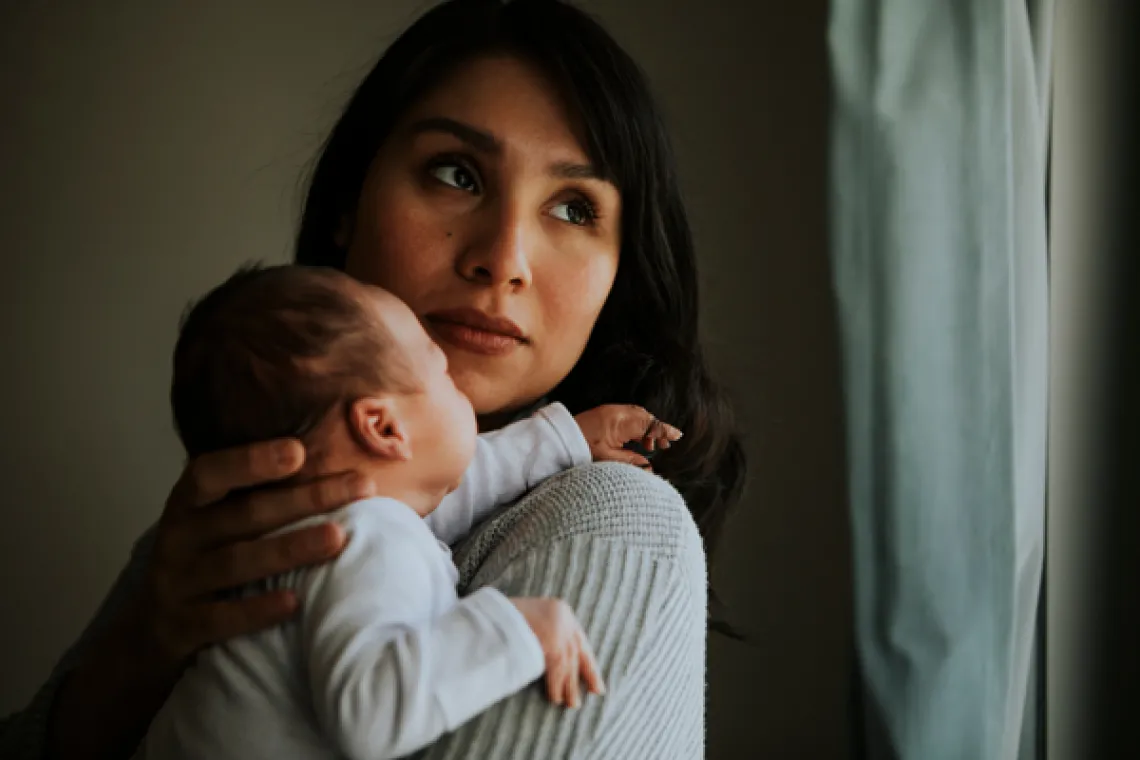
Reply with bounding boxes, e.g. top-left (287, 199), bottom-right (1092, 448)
top-left (351, 207), bottom-right (450, 300)
top-left (539, 252), bottom-right (617, 346)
